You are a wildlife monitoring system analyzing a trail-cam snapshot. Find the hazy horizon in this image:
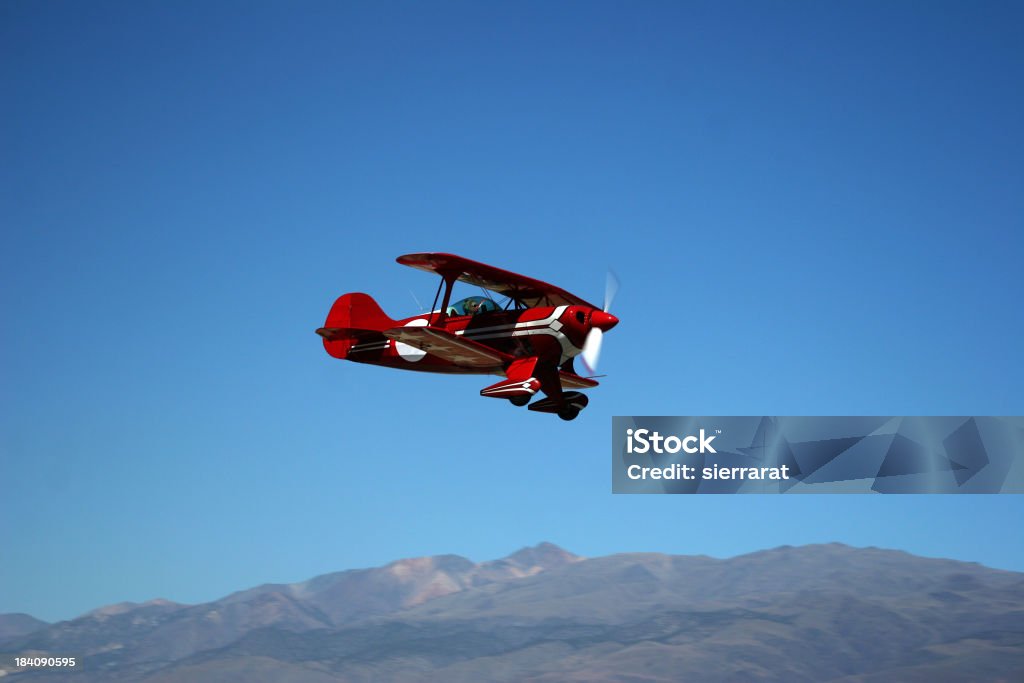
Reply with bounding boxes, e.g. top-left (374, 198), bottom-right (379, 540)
top-left (8, 538), bottom-right (1024, 624)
